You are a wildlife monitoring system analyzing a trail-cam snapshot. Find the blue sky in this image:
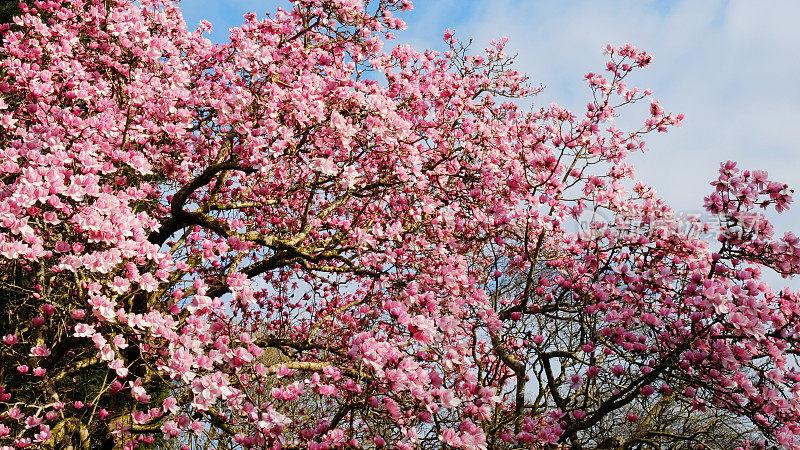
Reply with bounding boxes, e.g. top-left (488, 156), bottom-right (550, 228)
top-left (179, 0), bottom-right (800, 286)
